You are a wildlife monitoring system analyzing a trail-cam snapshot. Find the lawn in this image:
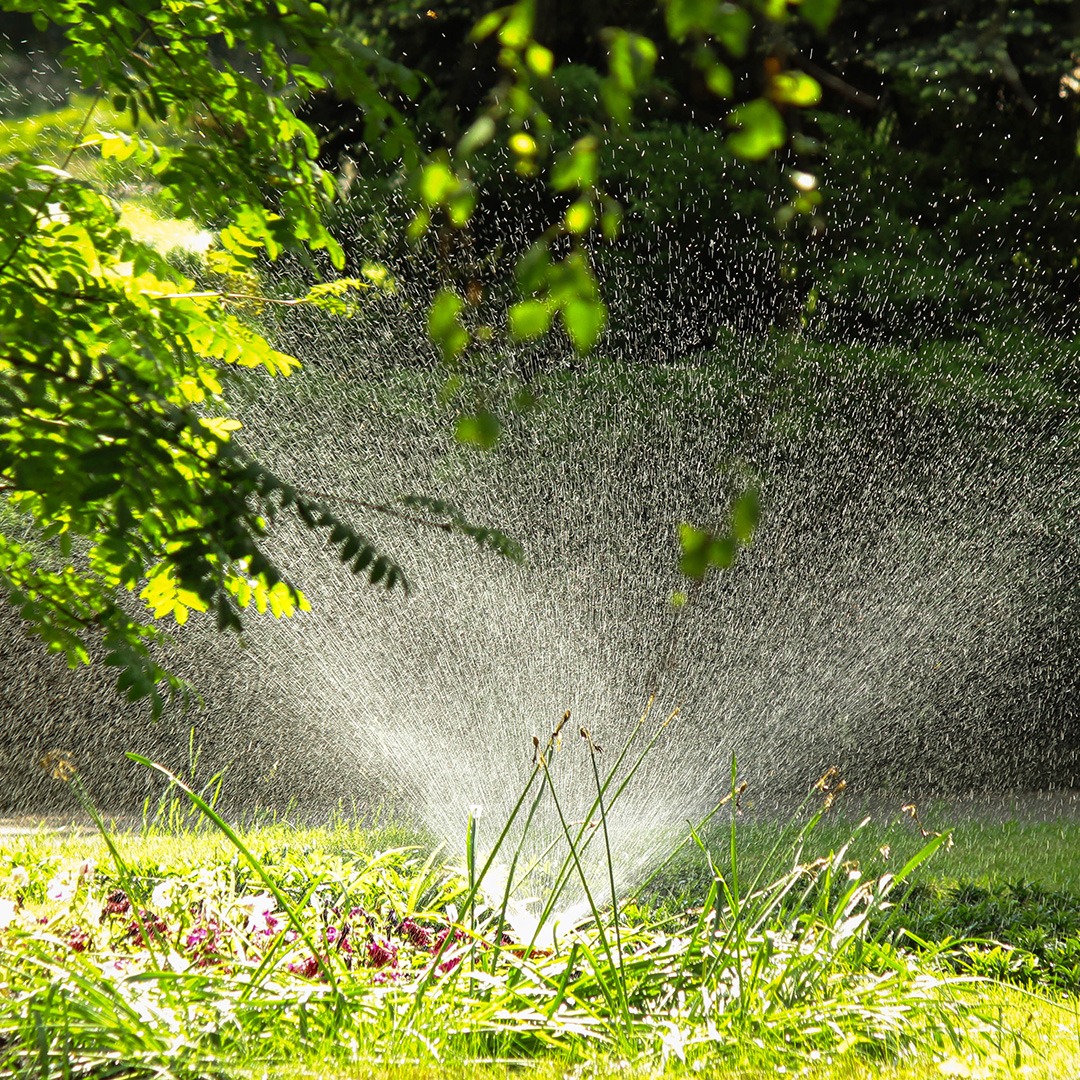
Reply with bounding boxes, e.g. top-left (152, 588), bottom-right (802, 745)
top-left (4, 762), bottom-right (1080, 1079)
